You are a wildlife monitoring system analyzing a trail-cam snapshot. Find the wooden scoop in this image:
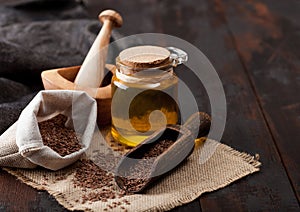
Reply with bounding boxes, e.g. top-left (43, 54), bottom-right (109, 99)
top-left (74, 9), bottom-right (123, 88)
top-left (115, 112), bottom-right (211, 193)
